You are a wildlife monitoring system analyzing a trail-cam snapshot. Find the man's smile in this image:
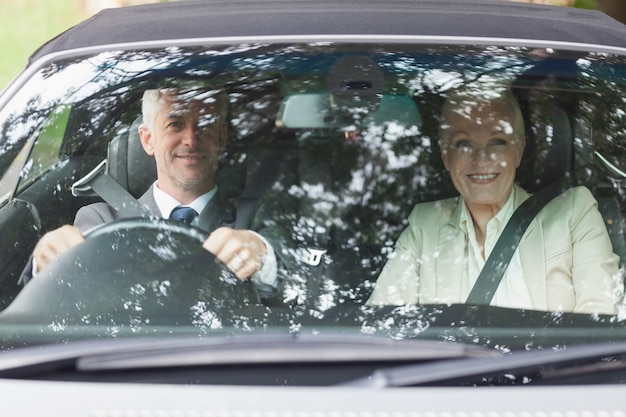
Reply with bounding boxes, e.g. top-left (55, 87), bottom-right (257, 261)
top-left (175, 153), bottom-right (207, 162)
